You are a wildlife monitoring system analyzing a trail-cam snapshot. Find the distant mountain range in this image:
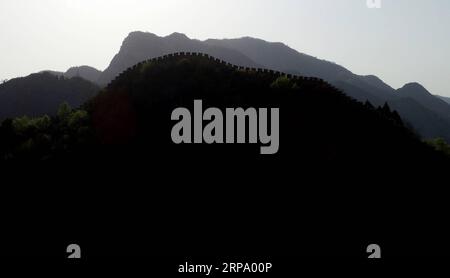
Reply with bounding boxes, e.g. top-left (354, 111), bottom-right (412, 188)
top-left (1, 31), bottom-right (450, 142)
top-left (0, 72), bottom-right (99, 119)
top-left (97, 32), bottom-right (450, 142)
top-left (41, 65), bottom-right (102, 84)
